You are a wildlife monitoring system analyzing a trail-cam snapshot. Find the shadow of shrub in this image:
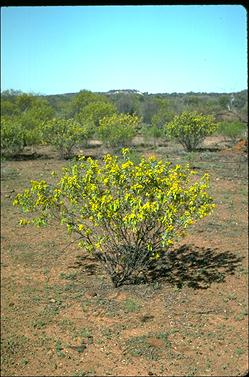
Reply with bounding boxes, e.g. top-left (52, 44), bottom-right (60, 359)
top-left (146, 244), bottom-right (244, 289)
top-left (69, 244), bottom-right (243, 289)
top-left (2, 152), bottom-right (46, 161)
